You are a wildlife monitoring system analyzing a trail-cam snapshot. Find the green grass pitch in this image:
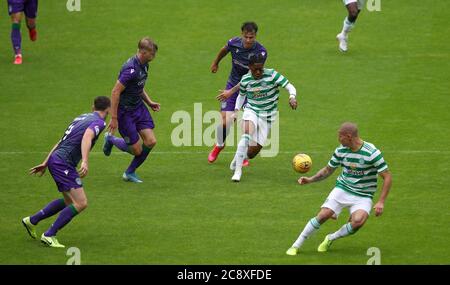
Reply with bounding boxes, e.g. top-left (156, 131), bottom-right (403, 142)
top-left (0, 0), bottom-right (449, 264)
